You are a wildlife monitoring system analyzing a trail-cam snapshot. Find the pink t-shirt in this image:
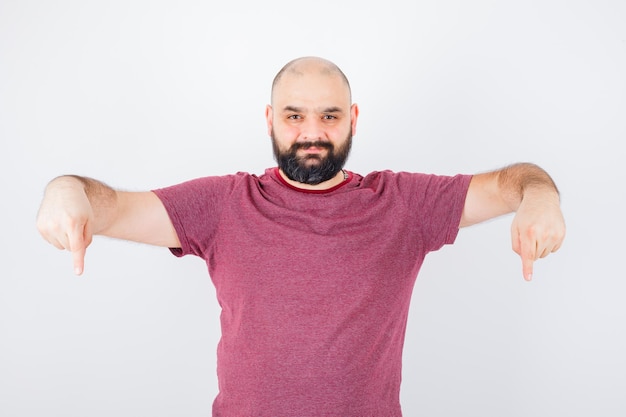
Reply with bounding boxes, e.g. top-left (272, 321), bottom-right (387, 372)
top-left (154, 168), bottom-right (472, 416)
